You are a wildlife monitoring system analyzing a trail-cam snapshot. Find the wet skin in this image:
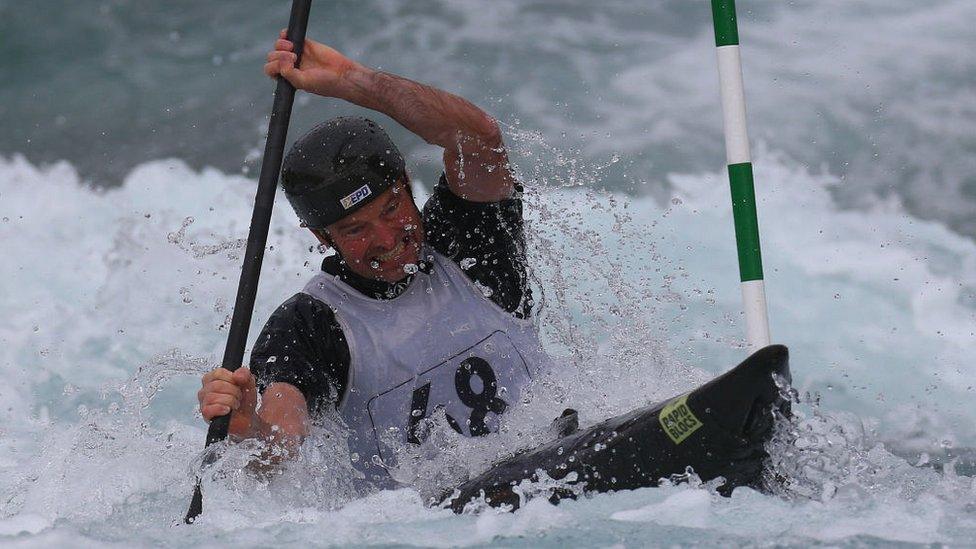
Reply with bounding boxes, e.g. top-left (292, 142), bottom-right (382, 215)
top-left (315, 180), bottom-right (425, 284)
